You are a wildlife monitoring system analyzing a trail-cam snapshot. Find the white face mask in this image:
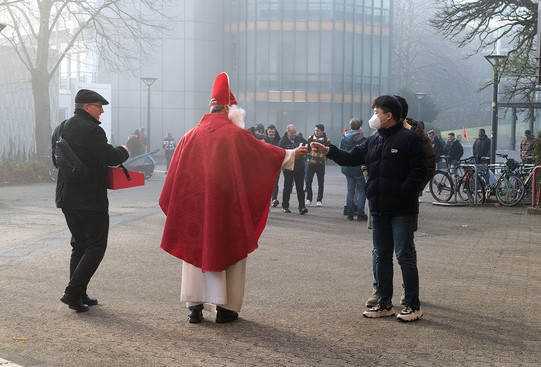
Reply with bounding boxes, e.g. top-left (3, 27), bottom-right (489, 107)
top-left (369, 113), bottom-right (385, 129)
